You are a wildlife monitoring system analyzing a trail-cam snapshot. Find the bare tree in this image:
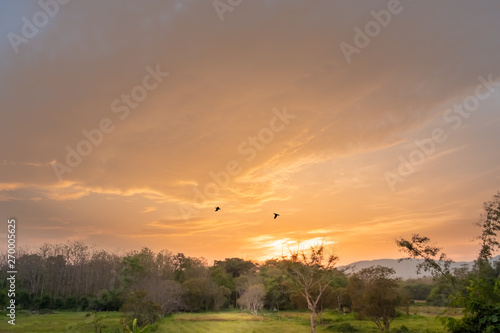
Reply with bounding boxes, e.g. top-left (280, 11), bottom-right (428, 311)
top-left (143, 279), bottom-right (185, 315)
top-left (237, 284), bottom-right (265, 315)
top-left (284, 245), bottom-right (338, 333)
